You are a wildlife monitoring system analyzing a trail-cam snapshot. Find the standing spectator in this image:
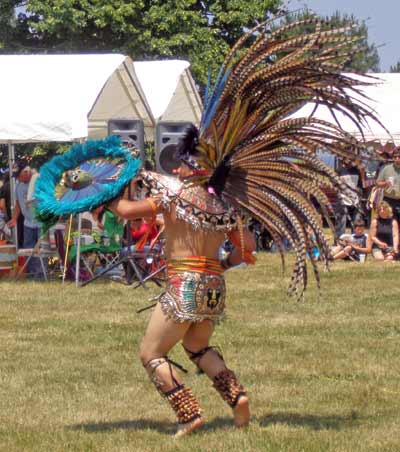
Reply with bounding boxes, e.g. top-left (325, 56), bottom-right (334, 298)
top-left (7, 162), bottom-right (42, 277)
top-left (1, 172), bottom-right (25, 246)
top-left (370, 201), bottom-right (399, 262)
top-left (335, 160), bottom-right (363, 239)
top-left (0, 174), bottom-right (11, 241)
top-left (376, 147), bottom-right (400, 222)
top-left (0, 173), bottom-right (11, 221)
